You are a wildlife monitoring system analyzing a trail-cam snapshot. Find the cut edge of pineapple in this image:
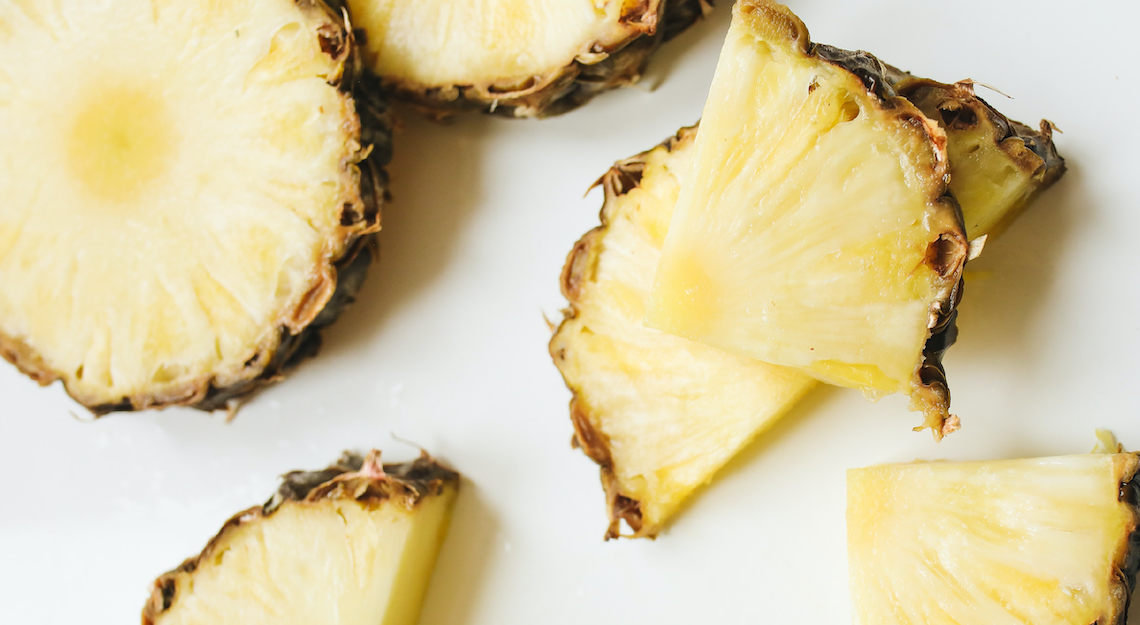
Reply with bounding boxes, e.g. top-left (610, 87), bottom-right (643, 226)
top-left (552, 126), bottom-right (702, 539)
top-left (847, 451), bottom-right (1140, 625)
top-left (342, 0), bottom-right (714, 119)
top-left (0, 0), bottom-right (393, 416)
top-left (892, 75), bottom-right (1066, 241)
top-left (141, 449), bottom-right (460, 625)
